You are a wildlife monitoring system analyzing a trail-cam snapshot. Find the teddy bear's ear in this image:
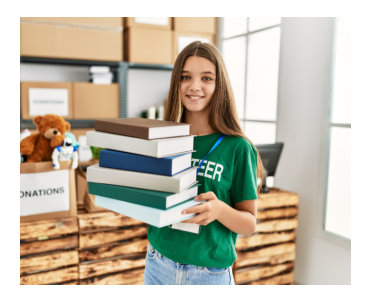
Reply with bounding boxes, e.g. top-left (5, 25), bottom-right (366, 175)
top-left (65, 121), bottom-right (71, 131)
top-left (33, 115), bottom-right (43, 126)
